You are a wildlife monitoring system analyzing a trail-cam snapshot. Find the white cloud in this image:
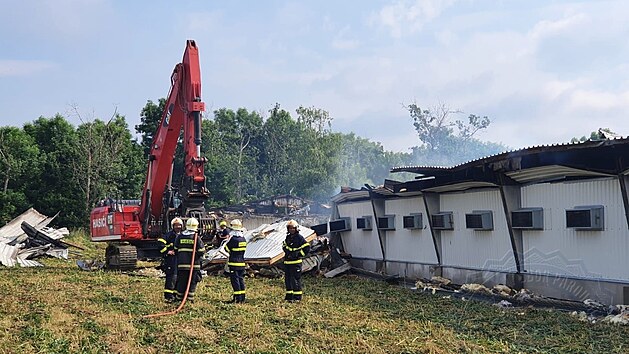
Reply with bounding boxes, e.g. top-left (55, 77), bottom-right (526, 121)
top-left (529, 13), bottom-right (589, 41)
top-left (0, 60), bottom-right (55, 77)
top-left (371, 0), bottom-right (455, 38)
